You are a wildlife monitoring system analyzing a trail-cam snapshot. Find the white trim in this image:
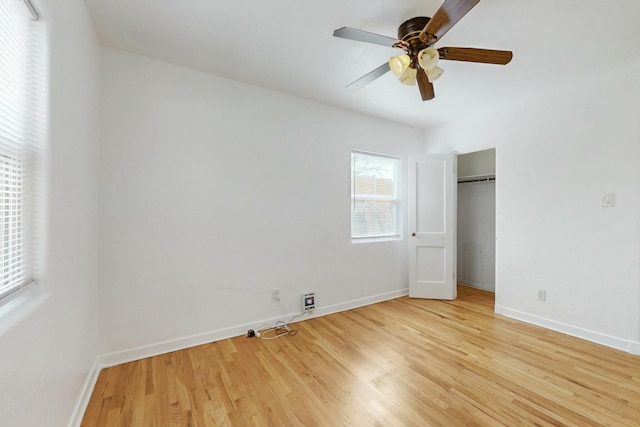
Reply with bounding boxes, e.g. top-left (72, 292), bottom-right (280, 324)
top-left (313, 288), bottom-right (408, 318)
top-left (98, 288), bottom-right (409, 368)
top-left (67, 358), bottom-right (101, 427)
top-left (351, 150), bottom-right (401, 240)
top-left (0, 279), bottom-right (36, 308)
top-left (351, 235), bottom-right (401, 244)
top-left (497, 305), bottom-right (640, 355)
top-left (0, 284), bottom-right (48, 336)
top-left (71, 293), bottom-right (638, 426)
top-left (456, 146), bottom-right (496, 156)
